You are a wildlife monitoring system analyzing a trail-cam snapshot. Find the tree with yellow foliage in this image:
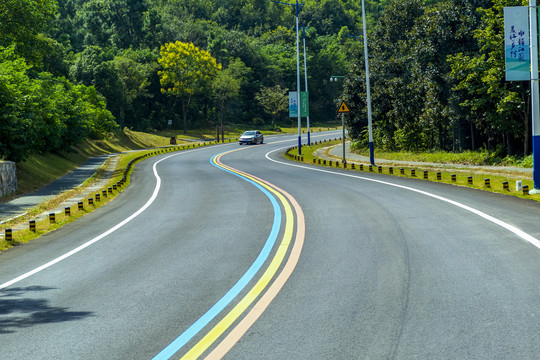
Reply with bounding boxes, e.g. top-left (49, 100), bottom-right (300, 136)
top-left (158, 41), bottom-right (221, 133)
